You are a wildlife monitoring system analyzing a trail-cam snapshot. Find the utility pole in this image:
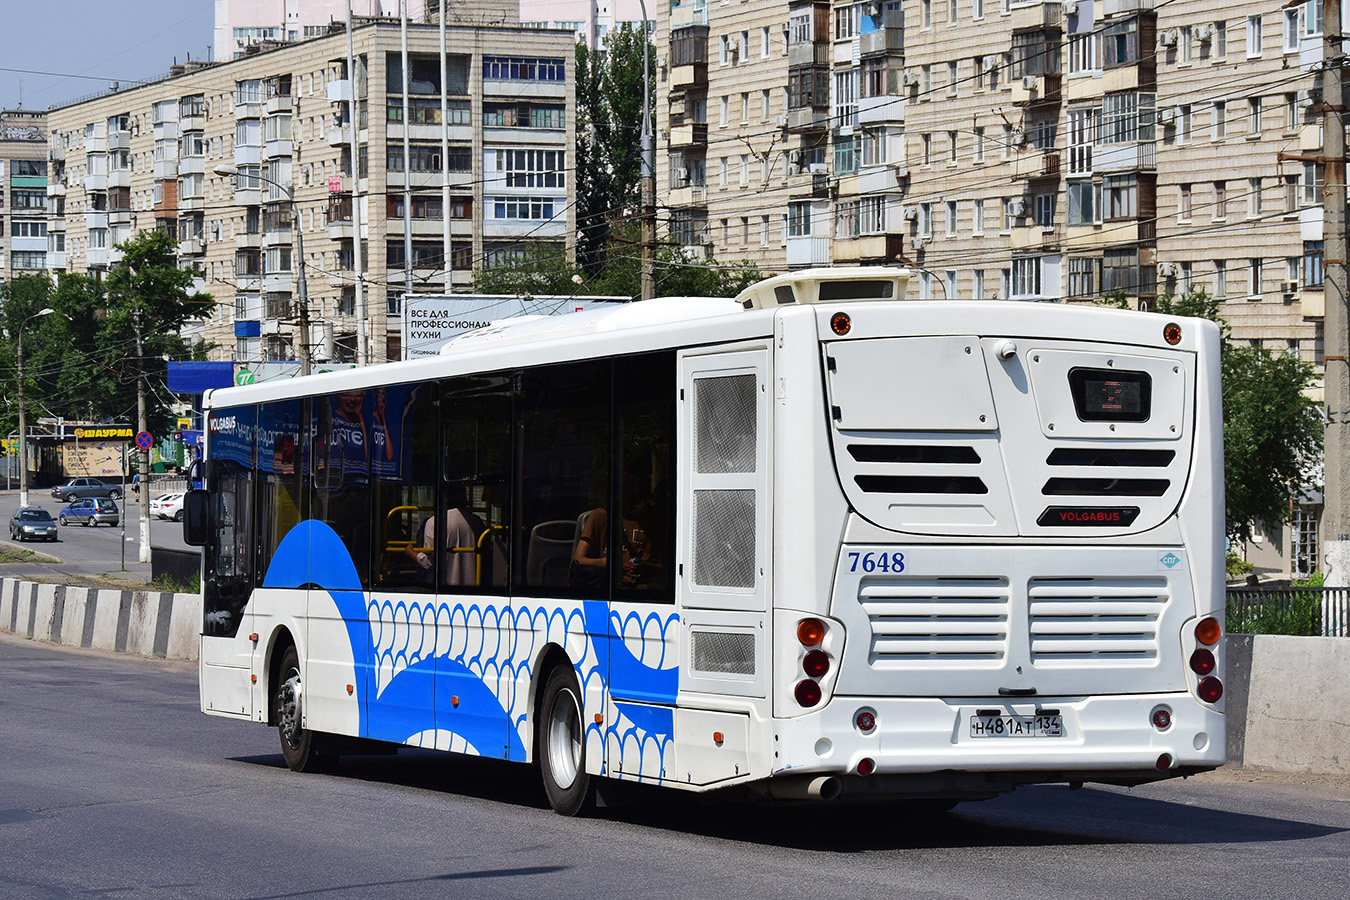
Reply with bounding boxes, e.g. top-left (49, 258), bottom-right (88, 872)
top-left (347, 0), bottom-right (368, 365)
top-left (639, 0), bottom-right (656, 301)
top-left (1324, 0), bottom-right (1350, 586)
top-left (1323, 0), bottom-right (1350, 586)
top-left (132, 302), bottom-right (151, 564)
